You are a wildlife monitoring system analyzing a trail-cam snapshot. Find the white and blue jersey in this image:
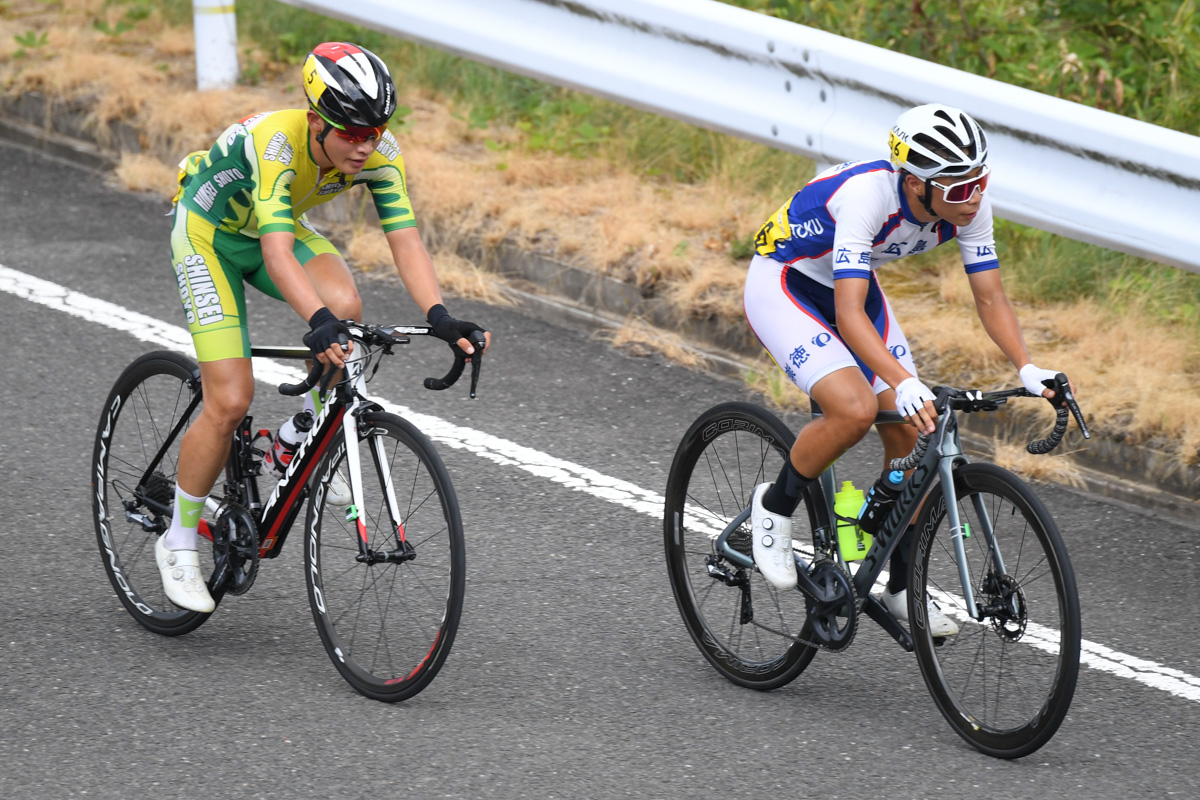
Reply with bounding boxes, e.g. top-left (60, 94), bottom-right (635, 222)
top-left (744, 159), bottom-right (998, 396)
